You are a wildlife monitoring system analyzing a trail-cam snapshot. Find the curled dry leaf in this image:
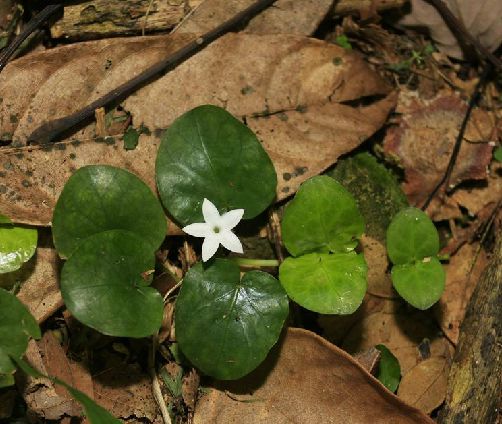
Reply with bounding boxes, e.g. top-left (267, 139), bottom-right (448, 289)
top-left (194, 328), bottom-right (433, 424)
top-left (383, 93), bottom-right (494, 220)
top-left (399, 0), bottom-right (502, 59)
top-left (0, 33), bottom-right (394, 226)
top-left (435, 243), bottom-right (489, 343)
top-left (397, 356), bottom-right (449, 414)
